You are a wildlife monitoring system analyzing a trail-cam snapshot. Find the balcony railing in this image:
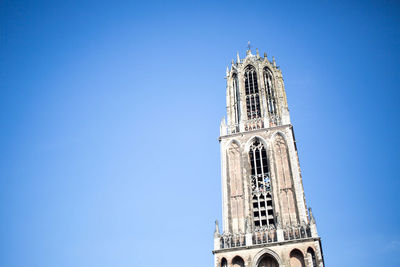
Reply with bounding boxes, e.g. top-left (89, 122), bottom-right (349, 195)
top-left (252, 227), bottom-right (277, 244)
top-left (220, 233), bottom-right (246, 249)
top-left (283, 224), bottom-right (312, 241)
top-left (223, 115), bottom-right (284, 136)
top-left (245, 118), bottom-right (263, 131)
top-left (216, 222), bottom-right (313, 250)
